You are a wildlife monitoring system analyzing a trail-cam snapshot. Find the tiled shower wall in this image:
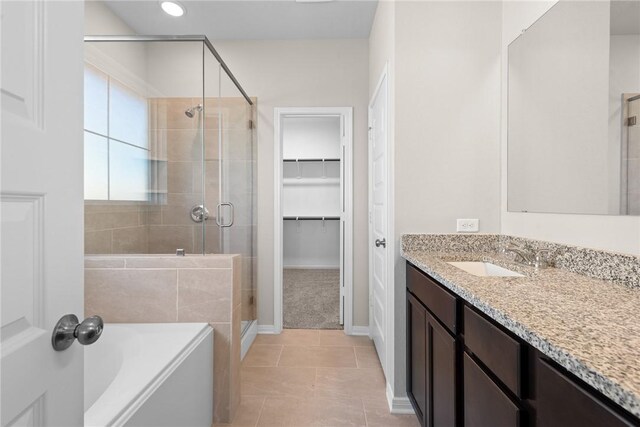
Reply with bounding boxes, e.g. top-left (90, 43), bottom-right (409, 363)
top-left (84, 97), bottom-right (223, 255)
top-left (146, 97), bottom-right (221, 254)
top-left (85, 202), bottom-right (149, 254)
